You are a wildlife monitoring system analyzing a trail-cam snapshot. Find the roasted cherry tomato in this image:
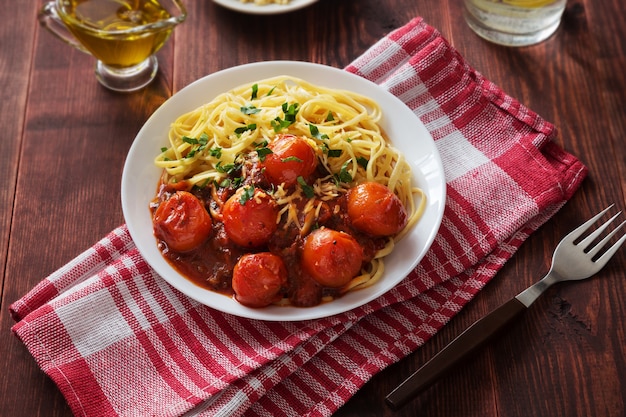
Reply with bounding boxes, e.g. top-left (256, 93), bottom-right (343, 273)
top-left (222, 186), bottom-right (279, 248)
top-left (153, 191), bottom-right (212, 252)
top-left (232, 252), bottom-right (287, 308)
top-left (346, 182), bottom-right (408, 237)
top-left (301, 228), bottom-right (363, 288)
top-left (262, 134), bottom-right (318, 188)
